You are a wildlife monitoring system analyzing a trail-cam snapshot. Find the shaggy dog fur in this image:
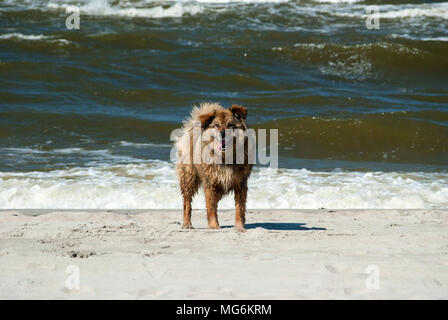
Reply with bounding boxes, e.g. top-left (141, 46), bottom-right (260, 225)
top-left (175, 102), bottom-right (253, 232)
